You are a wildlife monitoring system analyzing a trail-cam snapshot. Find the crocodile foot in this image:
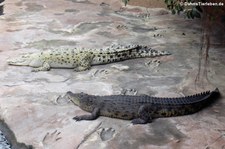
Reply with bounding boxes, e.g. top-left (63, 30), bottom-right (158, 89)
top-left (131, 118), bottom-right (151, 125)
top-left (121, 88), bottom-right (137, 95)
top-left (145, 59), bottom-right (160, 68)
top-left (73, 108), bottom-right (100, 121)
top-left (42, 130), bottom-right (62, 147)
top-left (91, 69), bottom-right (110, 78)
top-left (98, 127), bottom-right (116, 141)
top-left (73, 116), bottom-right (83, 121)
